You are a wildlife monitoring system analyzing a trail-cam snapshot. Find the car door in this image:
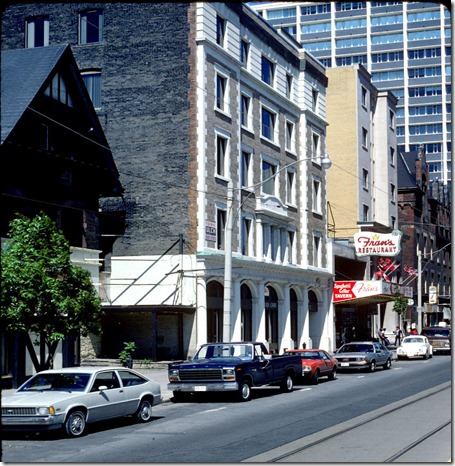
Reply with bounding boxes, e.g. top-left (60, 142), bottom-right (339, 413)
top-left (373, 343), bottom-right (388, 364)
top-left (86, 371), bottom-right (127, 422)
top-left (319, 351), bottom-right (333, 376)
